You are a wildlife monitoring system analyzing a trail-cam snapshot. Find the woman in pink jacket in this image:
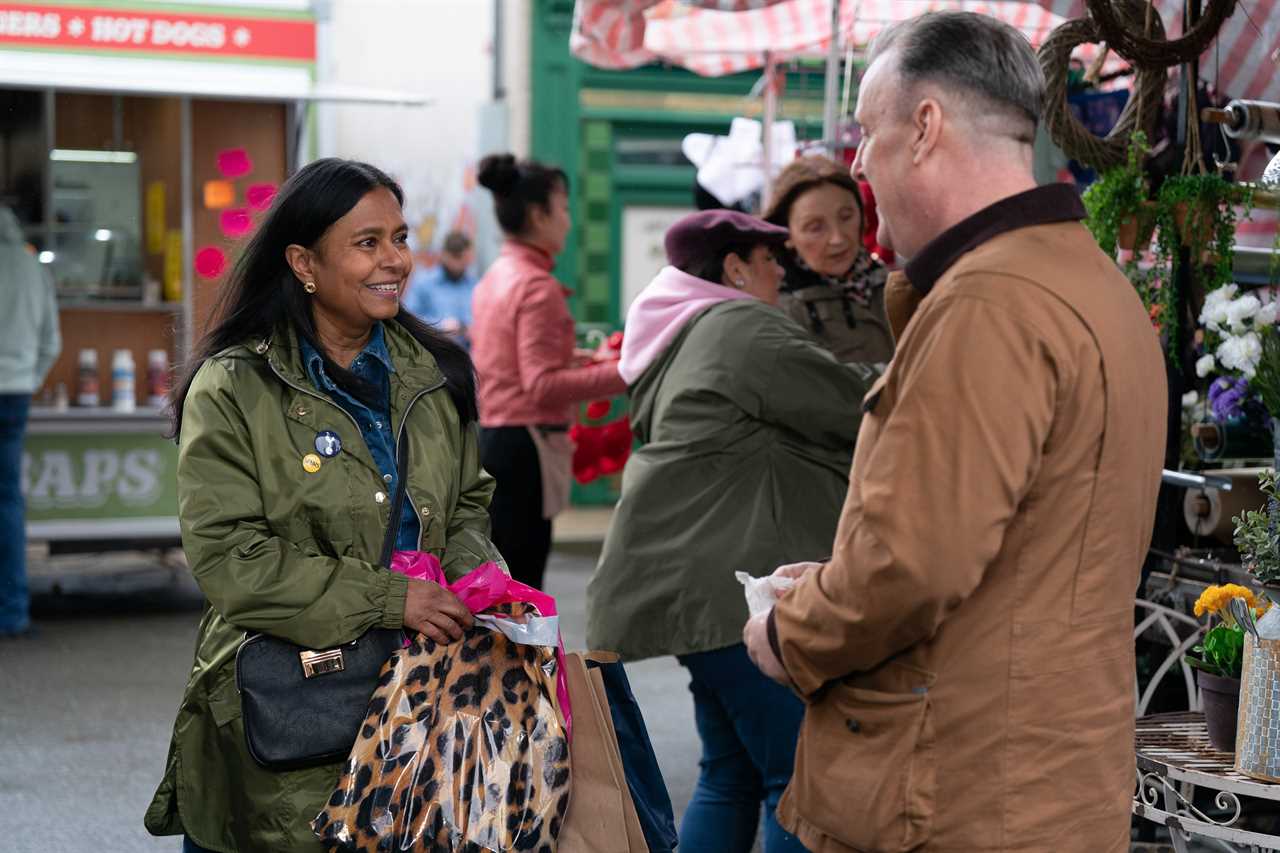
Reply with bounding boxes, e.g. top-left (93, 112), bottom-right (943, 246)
top-left (471, 153), bottom-right (625, 588)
